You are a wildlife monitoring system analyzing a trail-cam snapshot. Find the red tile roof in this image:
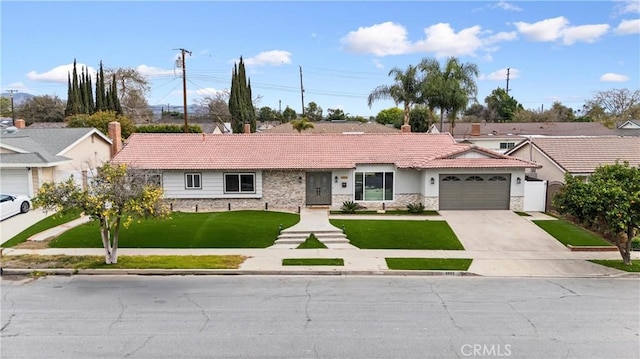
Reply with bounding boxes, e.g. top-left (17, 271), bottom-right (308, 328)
top-left (111, 133), bottom-right (538, 170)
